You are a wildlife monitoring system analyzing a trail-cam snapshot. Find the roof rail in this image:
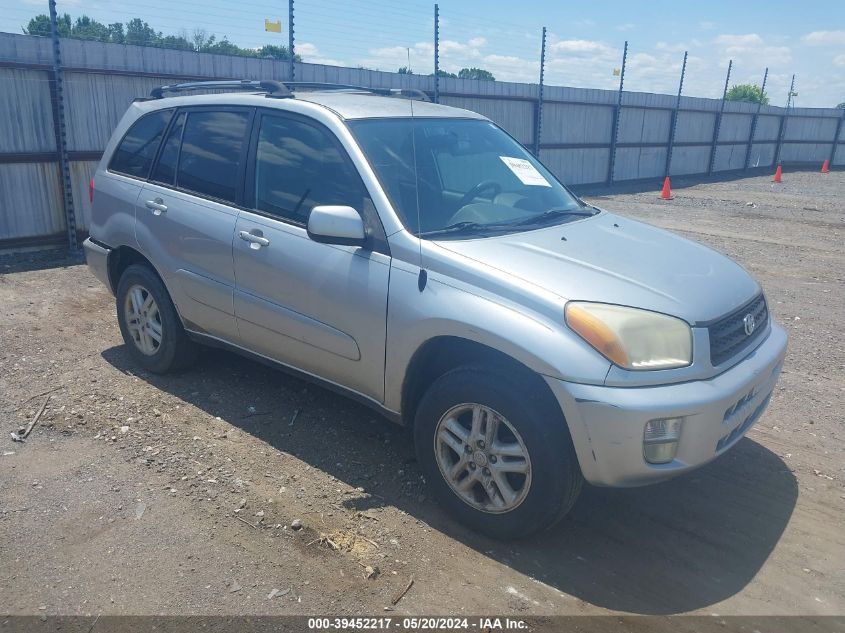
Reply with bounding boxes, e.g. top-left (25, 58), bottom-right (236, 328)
top-left (149, 80), bottom-right (292, 99)
top-left (285, 82), bottom-right (430, 102)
